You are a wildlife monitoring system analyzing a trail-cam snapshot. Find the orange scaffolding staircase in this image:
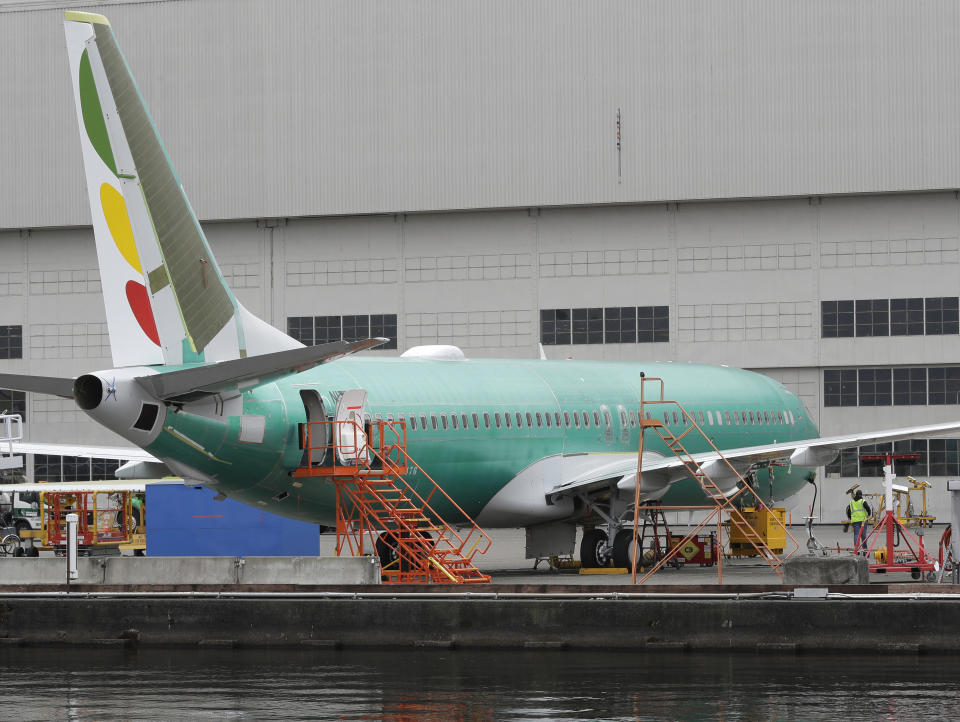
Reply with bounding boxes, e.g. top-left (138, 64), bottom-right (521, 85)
top-left (629, 376), bottom-right (799, 583)
top-left (293, 419), bottom-right (491, 584)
